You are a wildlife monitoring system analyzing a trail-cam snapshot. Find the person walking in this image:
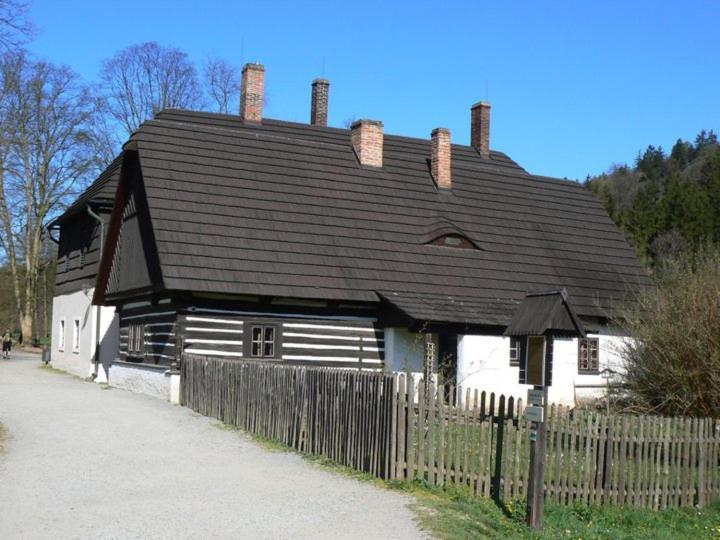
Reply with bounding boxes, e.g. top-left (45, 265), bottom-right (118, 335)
top-left (2, 331), bottom-right (12, 359)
